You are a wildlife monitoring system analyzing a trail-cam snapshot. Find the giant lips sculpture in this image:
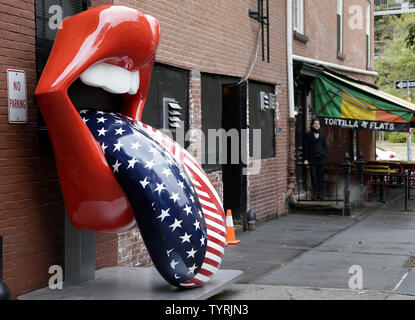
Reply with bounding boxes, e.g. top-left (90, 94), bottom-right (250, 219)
top-left (35, 5), bottom-right (226, 288)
